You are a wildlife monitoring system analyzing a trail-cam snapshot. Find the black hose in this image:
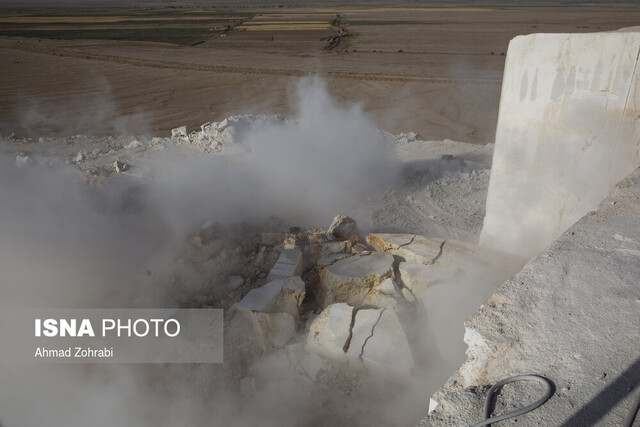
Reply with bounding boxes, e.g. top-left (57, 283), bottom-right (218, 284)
top-left (623, 388), bottom-right (640, 427)
top-left (469, 374), bottom-right (554, 427)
